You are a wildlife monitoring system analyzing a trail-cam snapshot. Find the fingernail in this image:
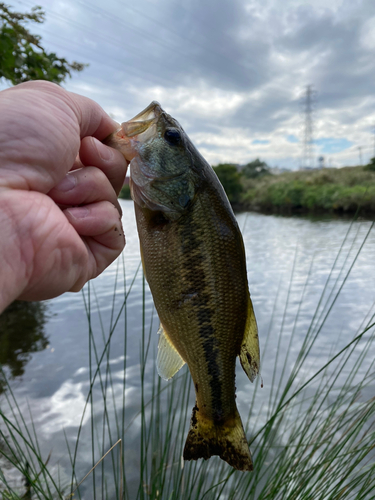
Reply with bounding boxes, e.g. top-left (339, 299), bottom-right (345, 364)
top-left (56, 173), bottom-right (77, 192)
top-left (94, 138), bottom-right (114, 161)
top-left (65, 206), bottom-right (90, 219)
